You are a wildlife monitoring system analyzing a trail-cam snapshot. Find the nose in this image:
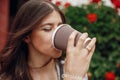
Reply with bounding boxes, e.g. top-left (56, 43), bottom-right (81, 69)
top-left (55, 24), bottom-right (60, 29)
